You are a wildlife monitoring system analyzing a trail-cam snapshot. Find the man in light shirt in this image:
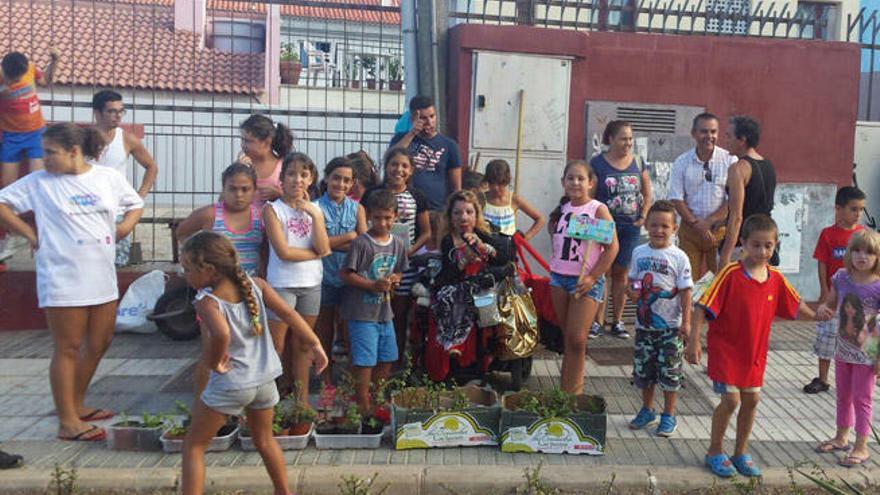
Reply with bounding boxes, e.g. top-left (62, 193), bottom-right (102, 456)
top-left (668, 113), bottom-right (737, 279)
